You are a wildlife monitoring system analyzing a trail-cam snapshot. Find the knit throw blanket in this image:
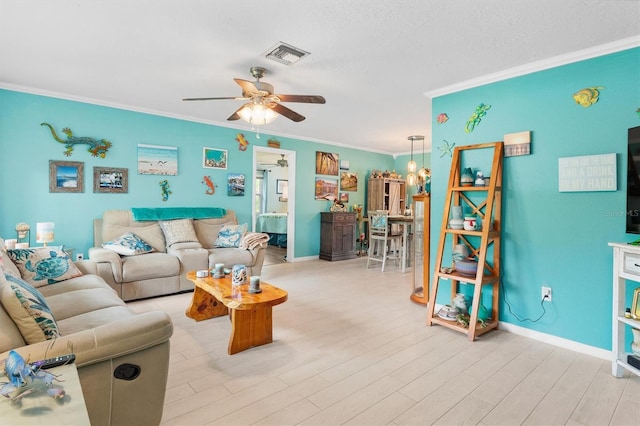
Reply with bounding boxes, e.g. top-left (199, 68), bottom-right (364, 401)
top-left (240, 232), bottom-right (270, 250)
top-left (131, 207), bottom-right (227, 221)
